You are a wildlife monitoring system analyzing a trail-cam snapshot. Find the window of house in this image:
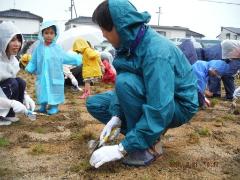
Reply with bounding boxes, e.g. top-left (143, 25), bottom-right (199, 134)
top-left (226, 33), bottom-right (230, 39)
top-left (157, 31), bottom-right (166, 36)
top-left (234, 35), bottom-right (238, 40)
